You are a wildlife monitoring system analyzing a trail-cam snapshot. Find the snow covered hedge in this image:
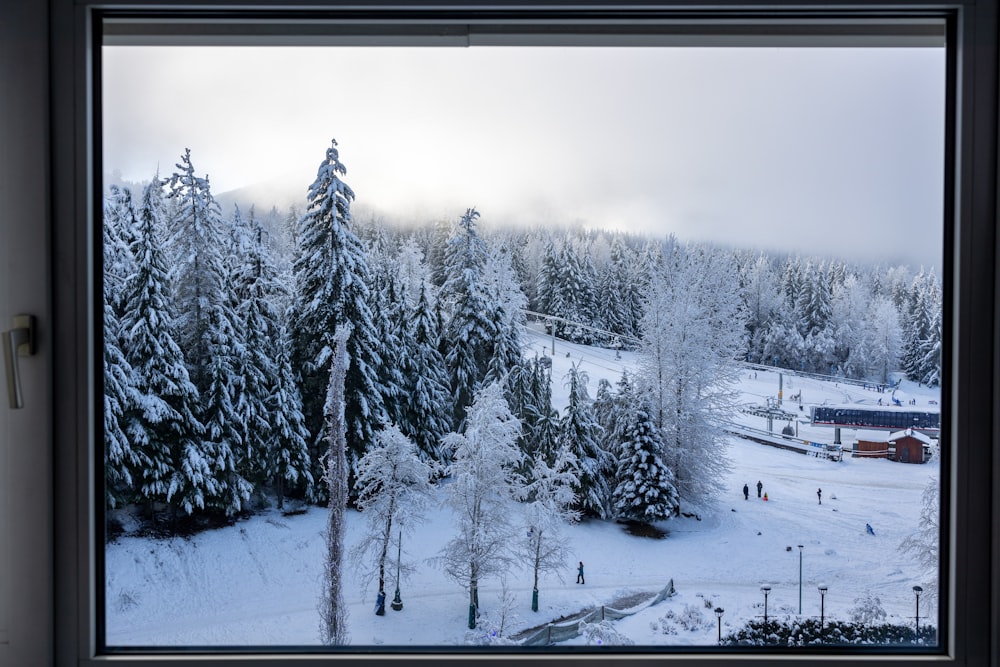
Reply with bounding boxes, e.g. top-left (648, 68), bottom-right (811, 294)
top-left (722, 618), bottom-right (937, 646)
